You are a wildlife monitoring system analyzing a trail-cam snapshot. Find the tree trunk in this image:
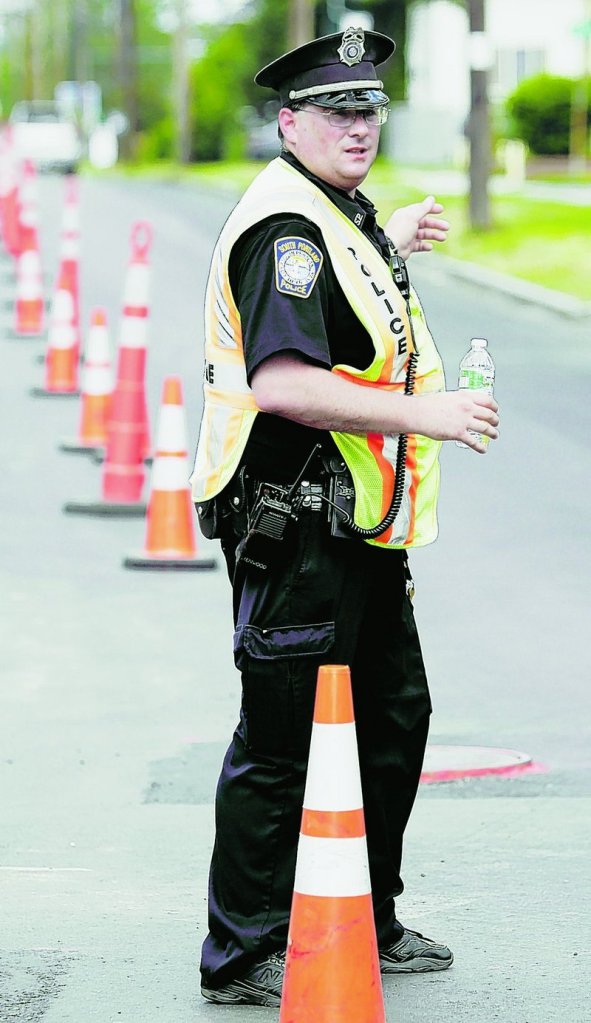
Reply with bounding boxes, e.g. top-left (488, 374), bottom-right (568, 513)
top-left (173, 0), bottom-right (192, 164)
top-left (118, 0), bottom-right (138, 160)
top-left (288, 0), bottom-right (315, 49)
top-left (467, 0), bottom-right (491, 229)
